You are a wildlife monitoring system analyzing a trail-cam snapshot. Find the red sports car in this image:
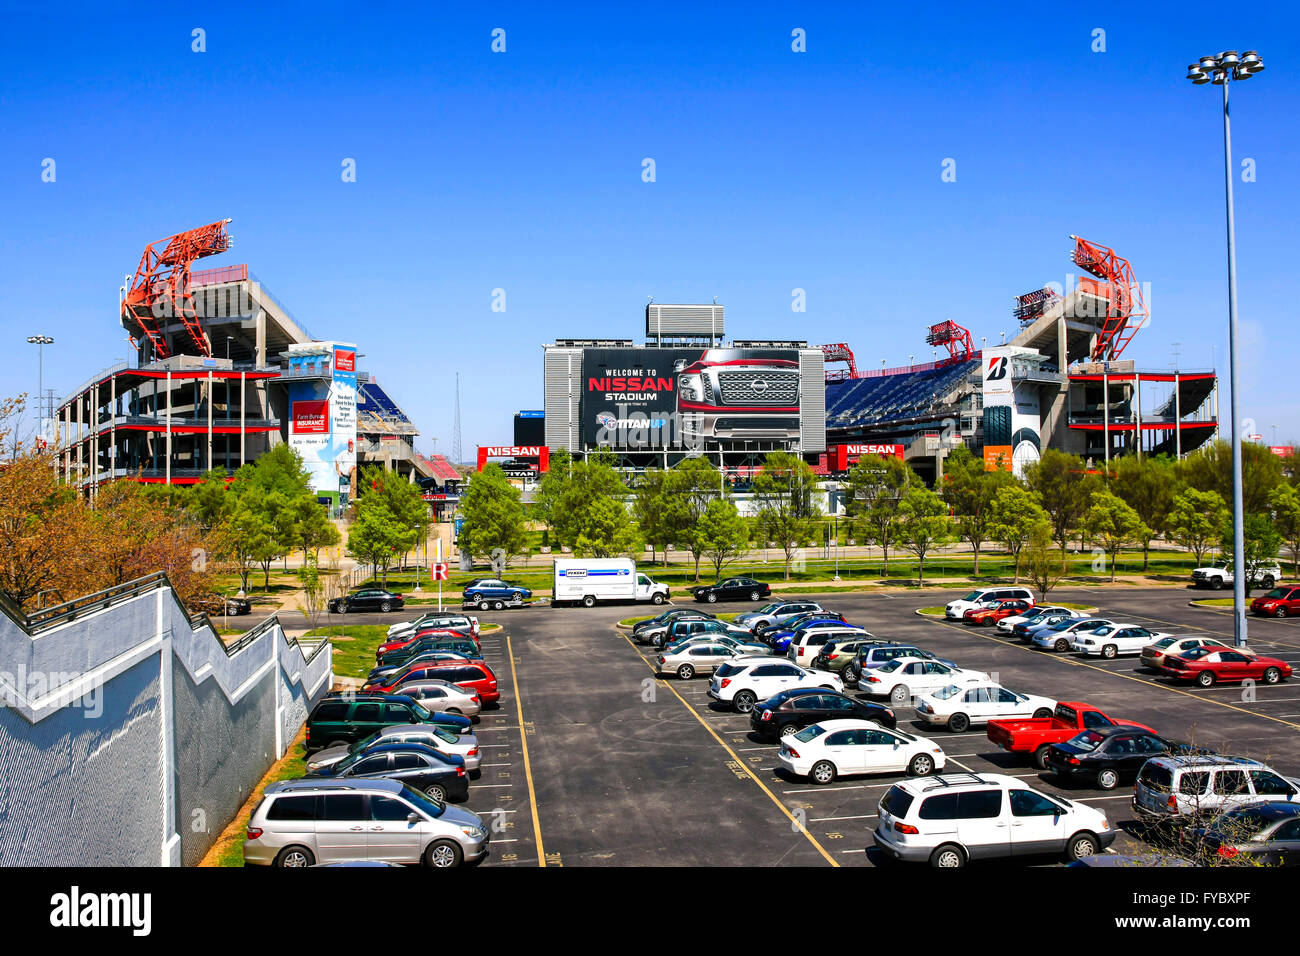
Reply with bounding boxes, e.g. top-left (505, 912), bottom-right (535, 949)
top-left (963, 599), bottom-right (1034, 627)
top-left (1251, 586), bottom-right (1300, 618)
top-left (1160, 646), bottom-right (1292, 687)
